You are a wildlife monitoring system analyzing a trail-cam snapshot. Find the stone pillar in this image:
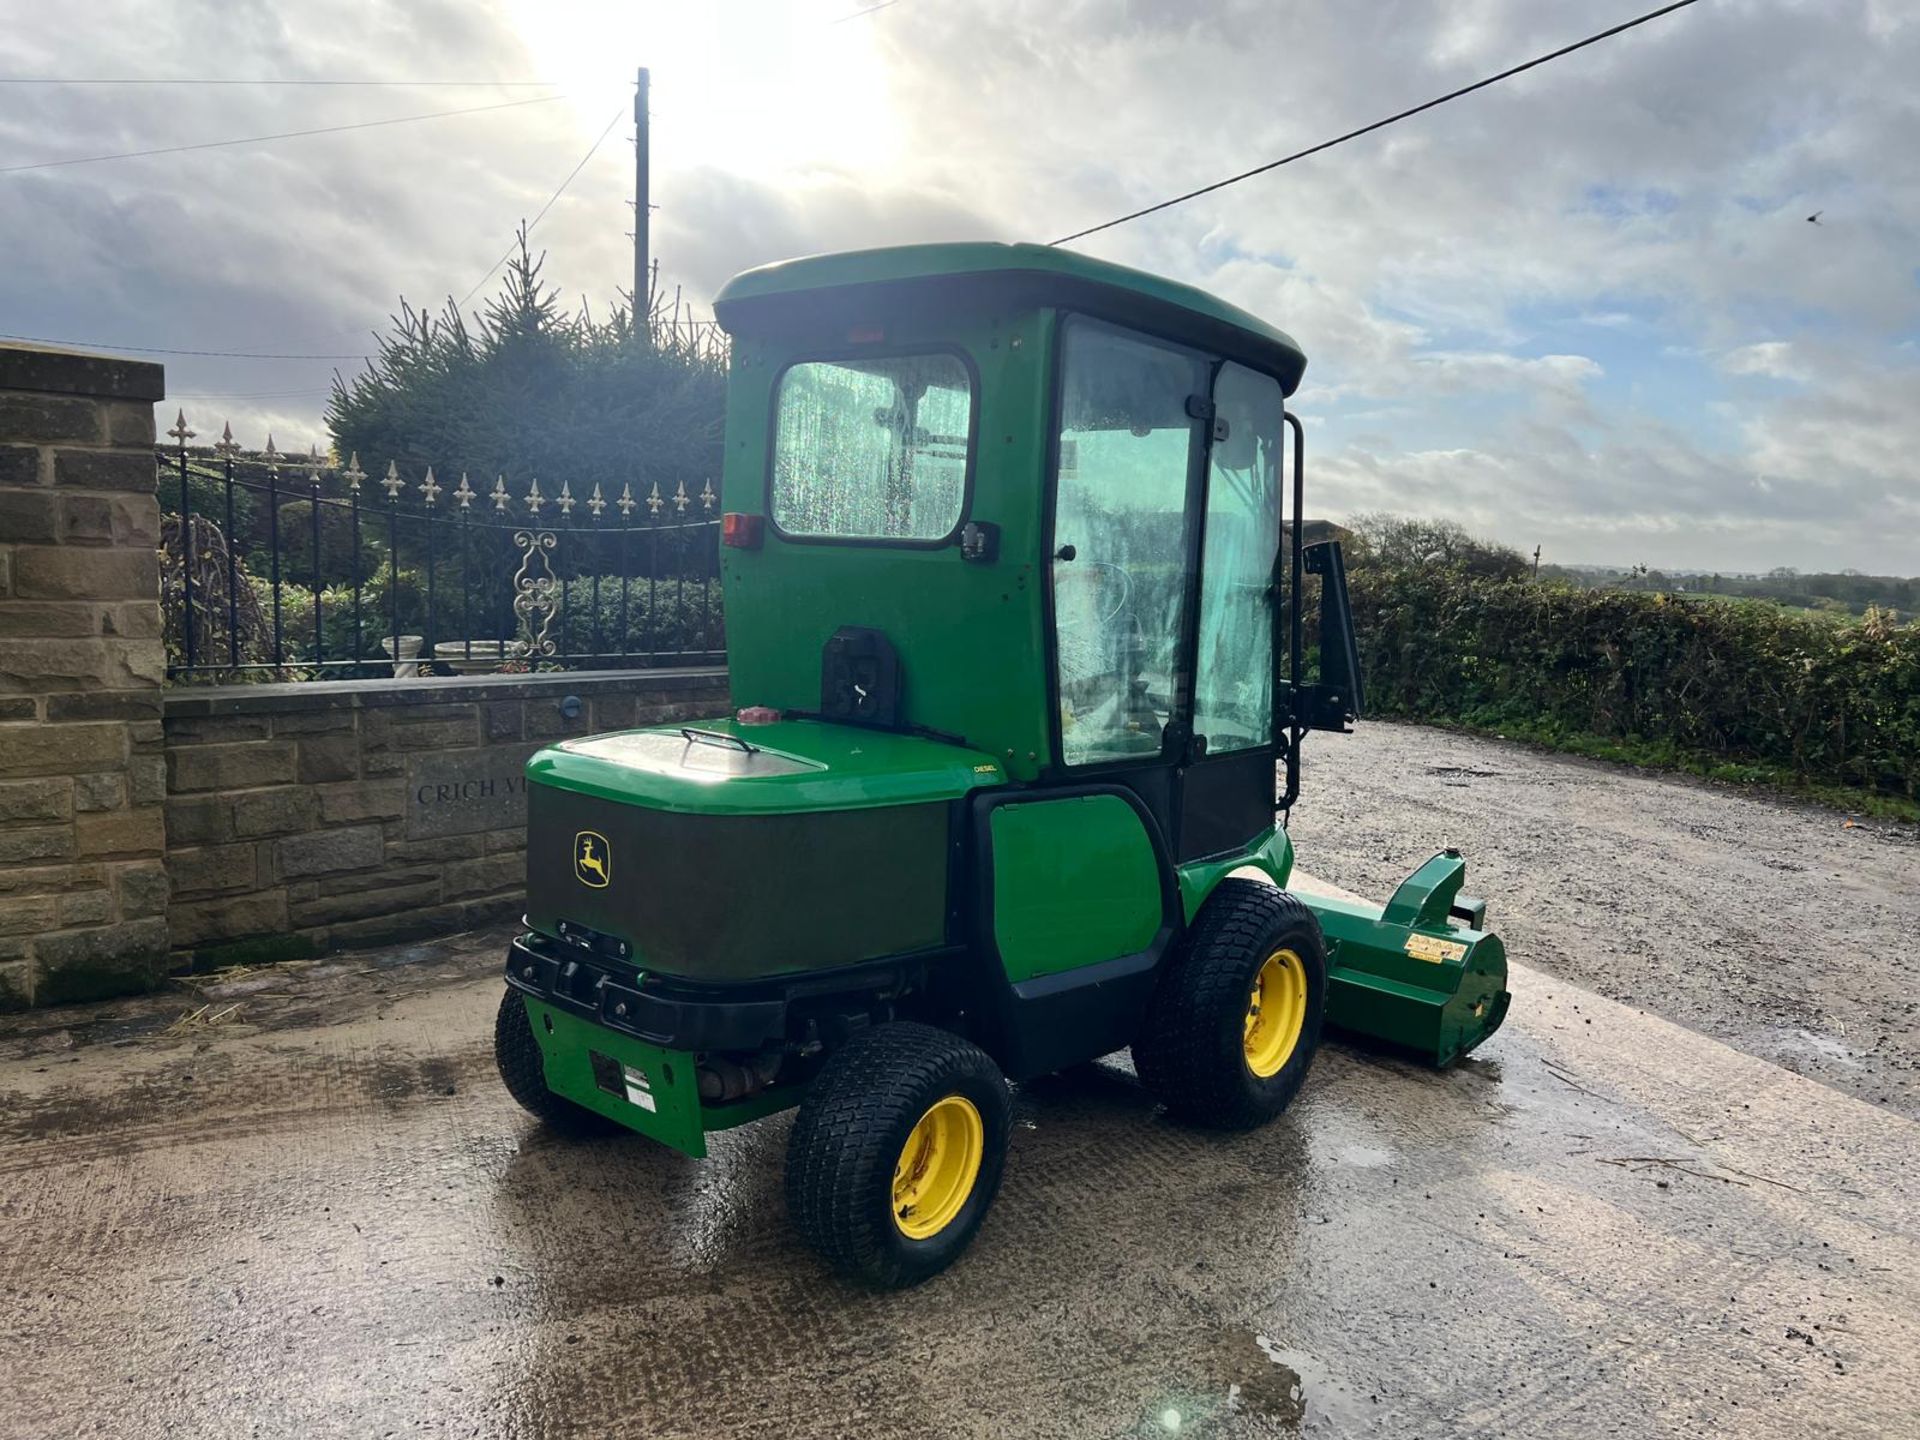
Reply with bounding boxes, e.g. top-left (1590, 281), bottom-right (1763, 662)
top-left (0, 344), bottom-right (170, 1007)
